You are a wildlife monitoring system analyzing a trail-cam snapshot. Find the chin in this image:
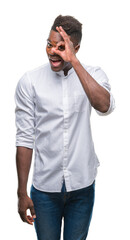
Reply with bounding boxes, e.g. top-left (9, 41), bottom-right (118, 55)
top-left (51, 66), bottom-right (62, 72)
